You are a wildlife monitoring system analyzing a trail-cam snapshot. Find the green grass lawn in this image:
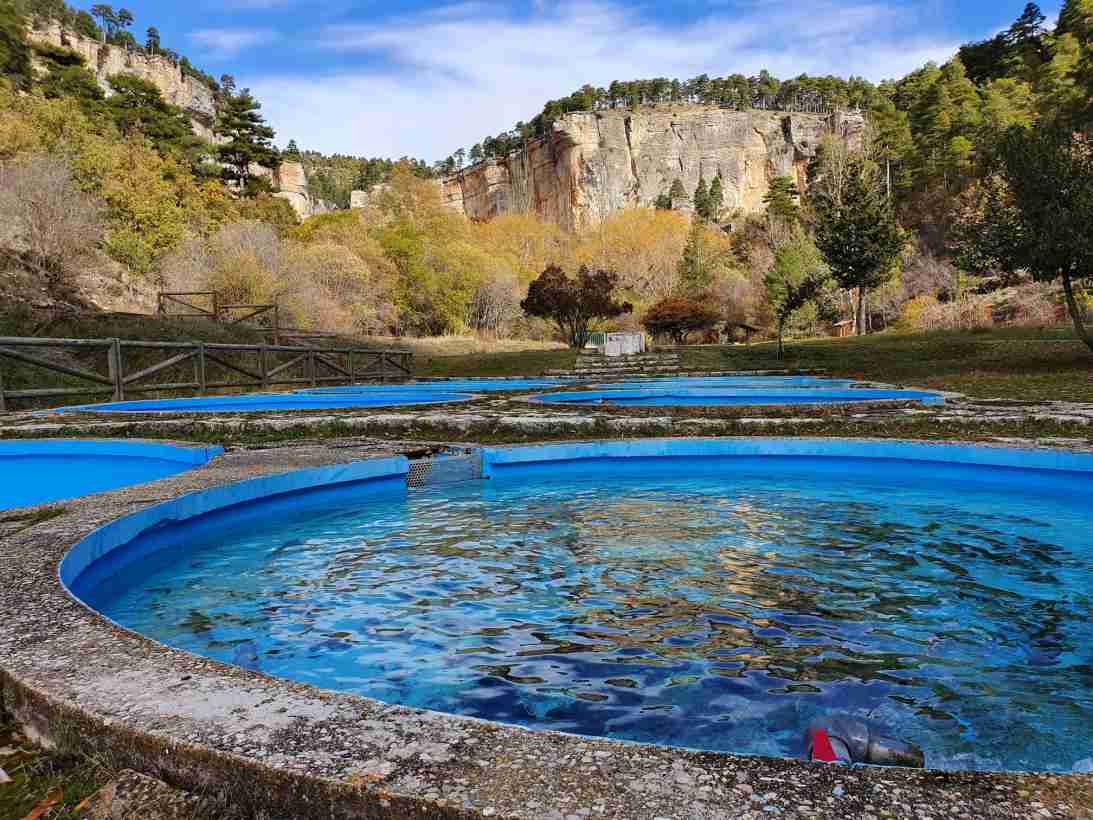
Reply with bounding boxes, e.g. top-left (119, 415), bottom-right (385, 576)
top-left (0, 716), bottom-right (105, 820)
top-left (706, 325), bottom-right (1093, 402)
top-left (415, 348), bottom-right (576, 378)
